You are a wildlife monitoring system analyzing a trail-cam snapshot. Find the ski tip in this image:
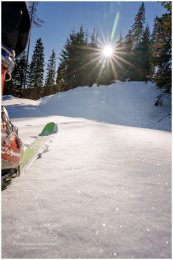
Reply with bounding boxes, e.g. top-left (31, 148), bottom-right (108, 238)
top-left (39, 122), bottom-right (58, 136)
